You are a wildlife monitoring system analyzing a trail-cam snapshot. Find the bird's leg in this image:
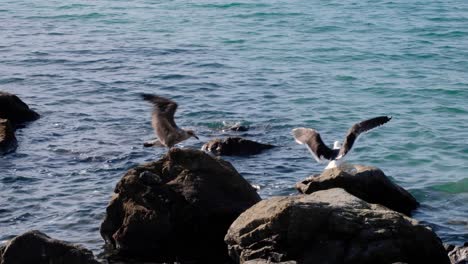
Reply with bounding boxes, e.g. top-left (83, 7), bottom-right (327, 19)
top-left (143, 139), bottom-right (164, 147)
